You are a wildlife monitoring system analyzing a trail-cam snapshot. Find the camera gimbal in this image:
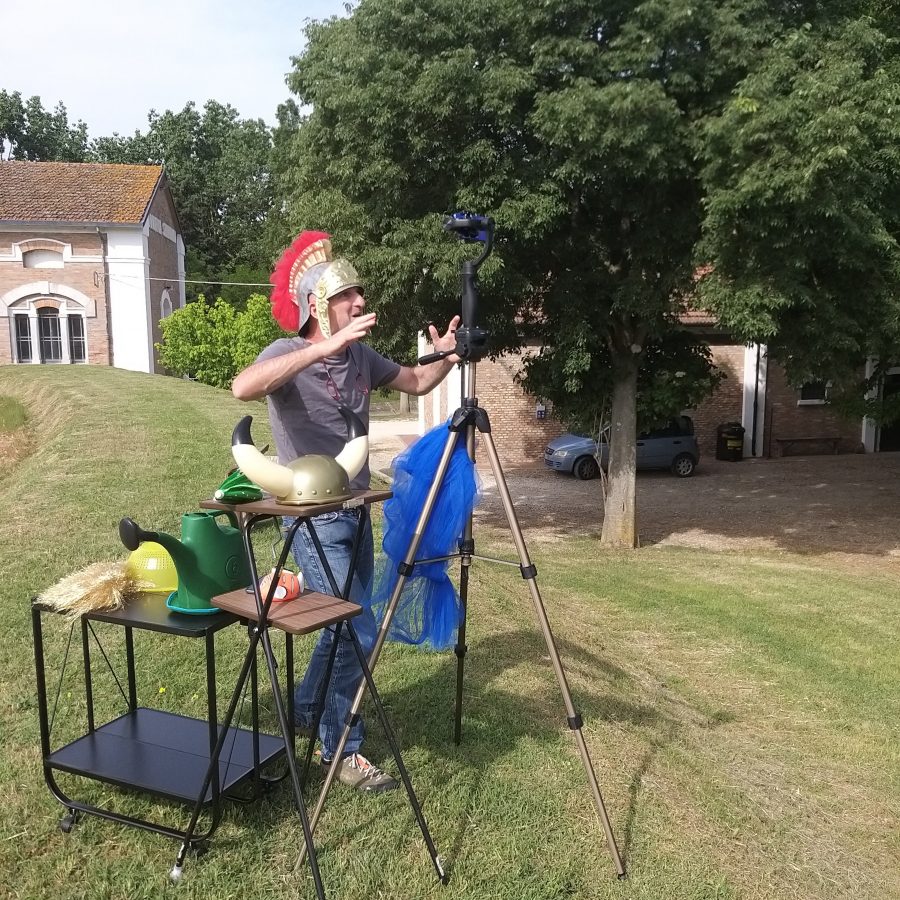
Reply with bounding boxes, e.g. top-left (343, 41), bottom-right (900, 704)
top-left (418, 213), bottom-right (494, 365)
